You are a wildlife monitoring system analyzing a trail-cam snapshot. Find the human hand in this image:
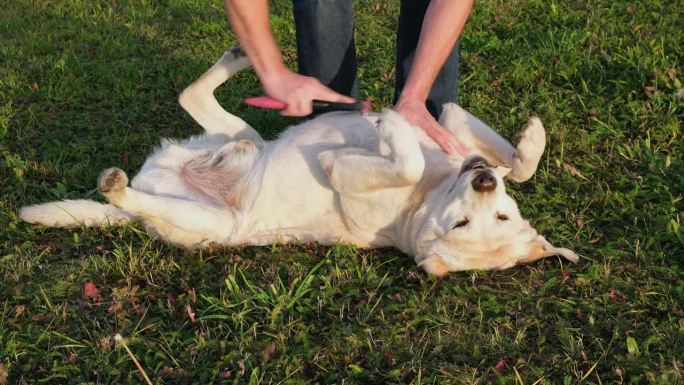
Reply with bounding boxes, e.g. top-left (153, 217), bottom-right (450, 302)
top-left (394, 97), bottom-right (470, 156)
top-left (260, 68), bottom-right (355, 116)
